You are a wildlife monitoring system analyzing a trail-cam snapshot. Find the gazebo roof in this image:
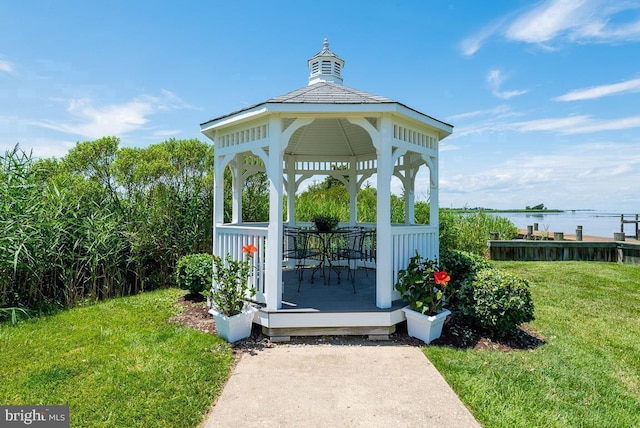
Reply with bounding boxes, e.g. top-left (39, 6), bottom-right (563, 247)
top-left (200, 81), bottom-right (452, 132)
